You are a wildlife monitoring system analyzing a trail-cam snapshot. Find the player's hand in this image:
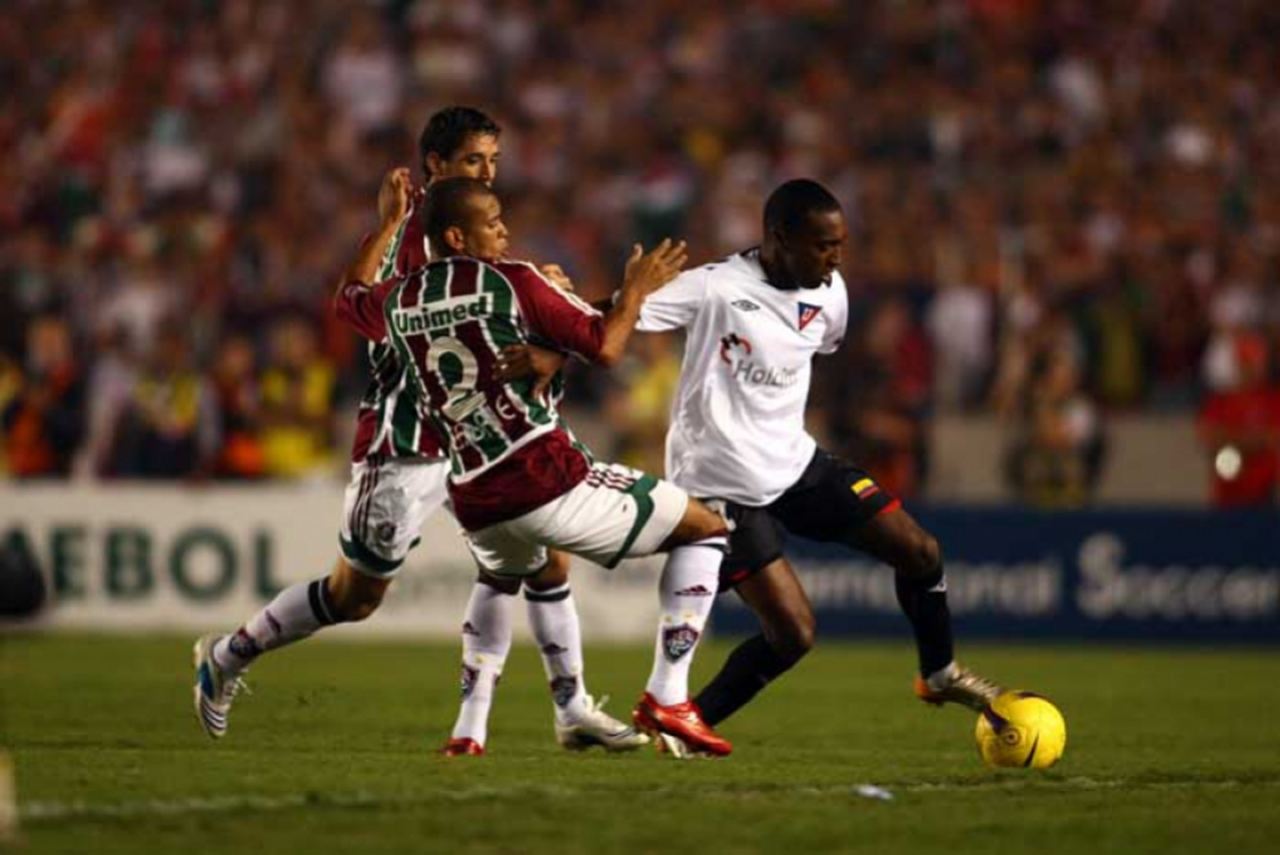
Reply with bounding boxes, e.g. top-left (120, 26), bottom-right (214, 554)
top-left (377, 167), bottom-right (413, 228)
top-left (495, 344), bottom-right (567, 399)
top-left (622, 238), bottom-right (688, 297)
top-left (540, 264), bottom-right (575, 292)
